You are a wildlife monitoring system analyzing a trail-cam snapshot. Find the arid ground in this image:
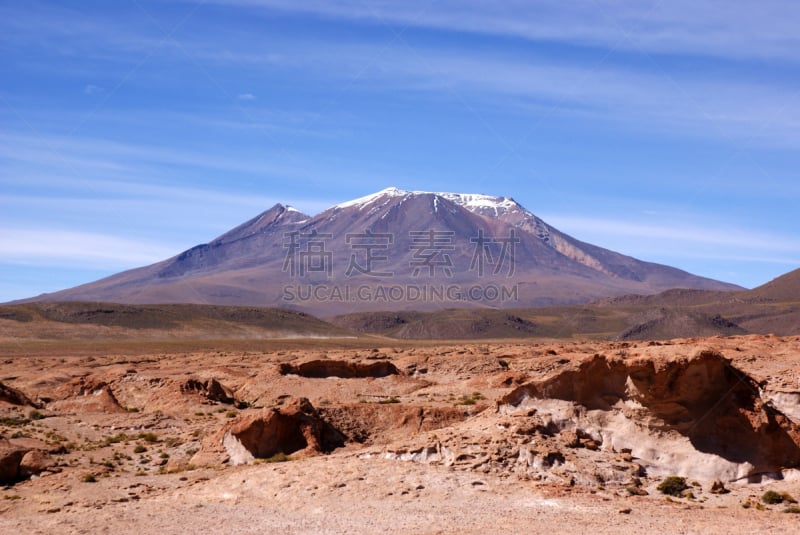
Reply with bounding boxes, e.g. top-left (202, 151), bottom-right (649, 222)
top-left (2, 324), bottom-right (800, 533)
